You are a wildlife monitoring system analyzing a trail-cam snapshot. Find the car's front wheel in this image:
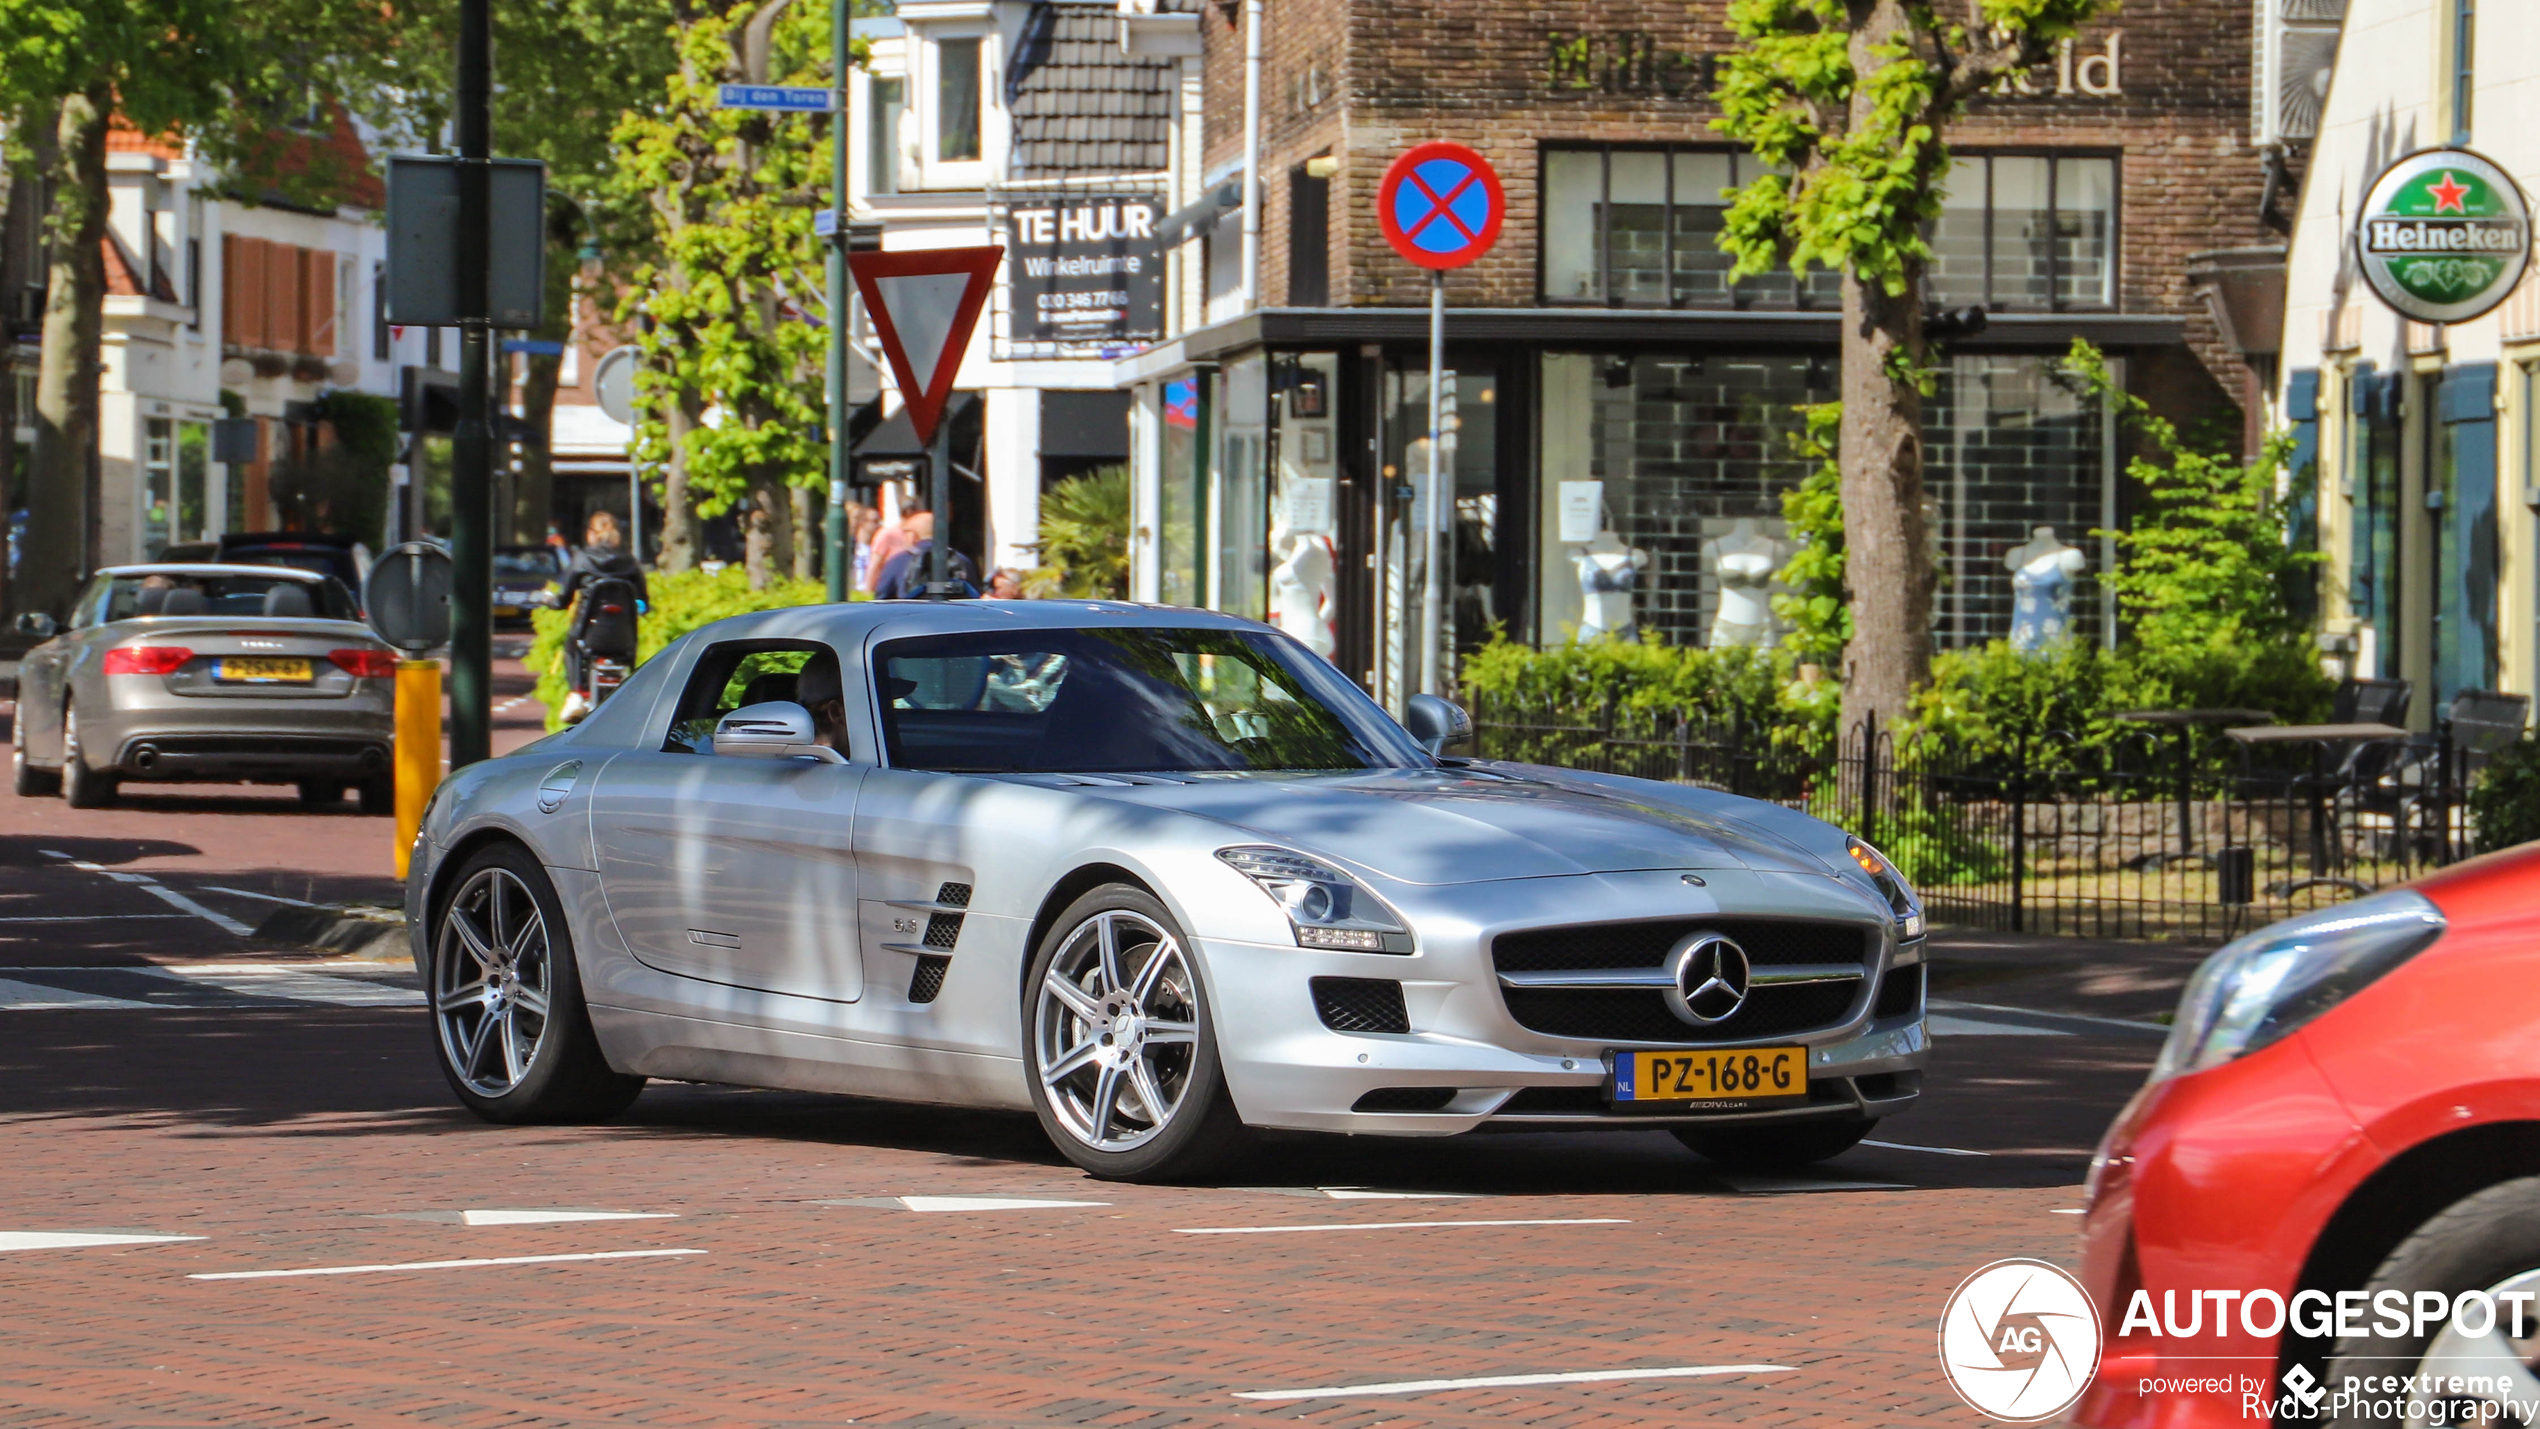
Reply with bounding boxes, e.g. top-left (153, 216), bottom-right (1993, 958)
top-left (12, 740), bottom-right (59, 797)
top-left (429, 842), bottom-right (644, 1123)
top-left (1673, 1116), bottom-right (1874, 1169)
top-left (2326, 1176), bottom-right (2540, 1427)
top-left (1025, 884), bottom-right (1249, 1182)
top-left (60, 705), bottom-right (116, 809)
